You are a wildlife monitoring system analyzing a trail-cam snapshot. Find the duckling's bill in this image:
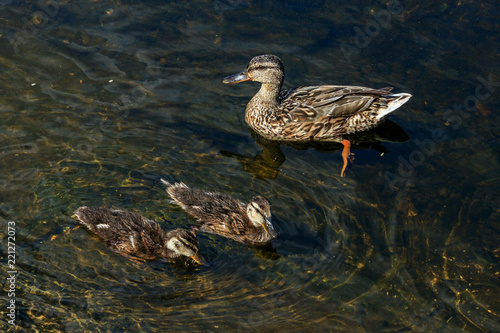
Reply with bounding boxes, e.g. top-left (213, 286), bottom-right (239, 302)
top-left (190, 252), bottom-right (209, 266)
top-left (222, 70), bottom-right (250, 84)
top-left (264, 217), bottom-right (279, 239)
